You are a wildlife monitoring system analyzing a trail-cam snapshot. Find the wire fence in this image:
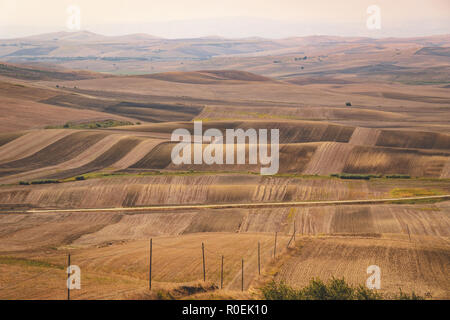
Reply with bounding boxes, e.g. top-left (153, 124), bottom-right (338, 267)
top-left (0, 229), bottom-right (297, 299)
